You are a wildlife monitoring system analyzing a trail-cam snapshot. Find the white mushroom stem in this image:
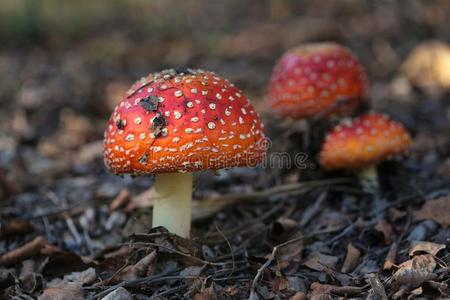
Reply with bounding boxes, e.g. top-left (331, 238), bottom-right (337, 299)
top-left (153, 172), bottom-right (193, 238)
top-left (358, 165), bottom-right (379, 192)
